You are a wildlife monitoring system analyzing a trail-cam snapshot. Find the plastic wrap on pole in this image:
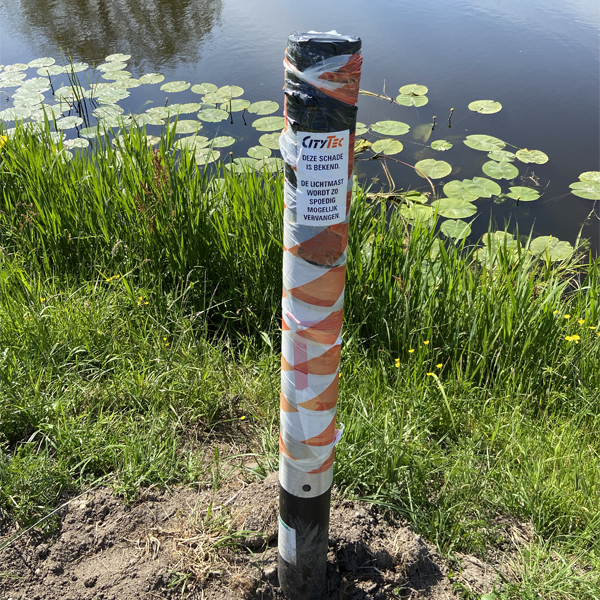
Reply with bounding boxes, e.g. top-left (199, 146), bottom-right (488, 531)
top-left (279, 32), bottom-right (362, 499)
